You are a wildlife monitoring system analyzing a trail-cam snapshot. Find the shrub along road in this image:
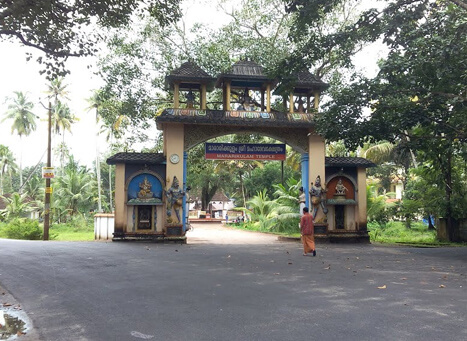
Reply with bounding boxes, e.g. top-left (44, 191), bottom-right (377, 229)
top-left (0, 223), bottom-right (466, 340)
